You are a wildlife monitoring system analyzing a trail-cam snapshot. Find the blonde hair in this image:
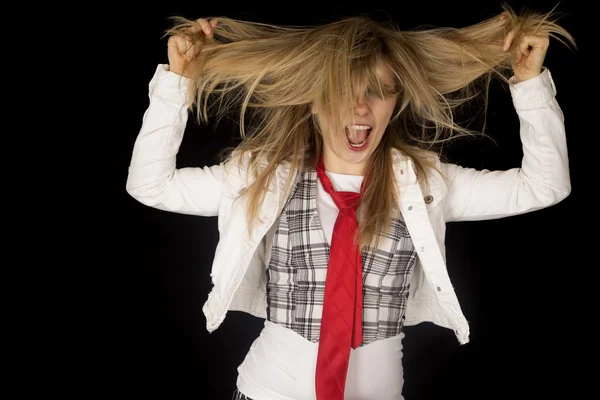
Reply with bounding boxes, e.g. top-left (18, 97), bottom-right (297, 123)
top-left (164, 4), bottom-right (575, 248)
